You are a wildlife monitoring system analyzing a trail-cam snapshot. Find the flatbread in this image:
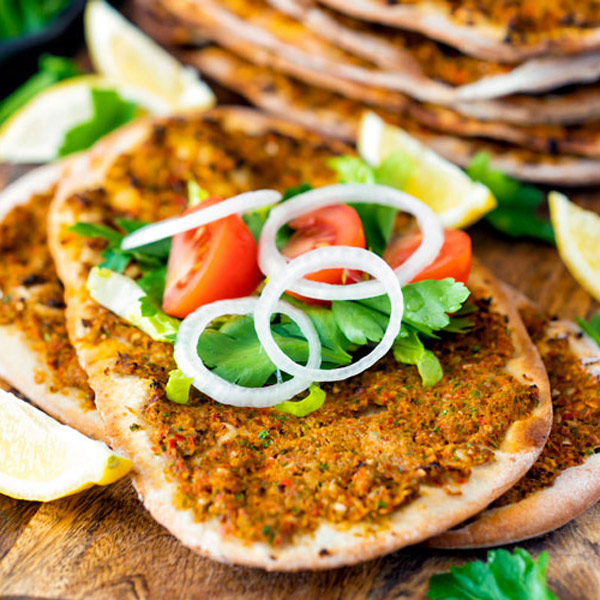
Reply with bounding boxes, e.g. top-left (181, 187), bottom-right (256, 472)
top-left (158, 0), bottom-right (459, 104)
top-left (317, 0), bottom-right (600, 63)
top-left (190, 47), bottom-right (600, 185)
top-left (49, 108), bottom-right (551, 570)
top-left (268, 0), bottom-right (600, 101)
top-left (431, 289), bottom-right (600, 548)
top-left (195, 46), bottom-right (600, 159)
top-left (0, 164), bottom-right (103, 440)
top-left (134, 0), bottom-right (600, 126)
